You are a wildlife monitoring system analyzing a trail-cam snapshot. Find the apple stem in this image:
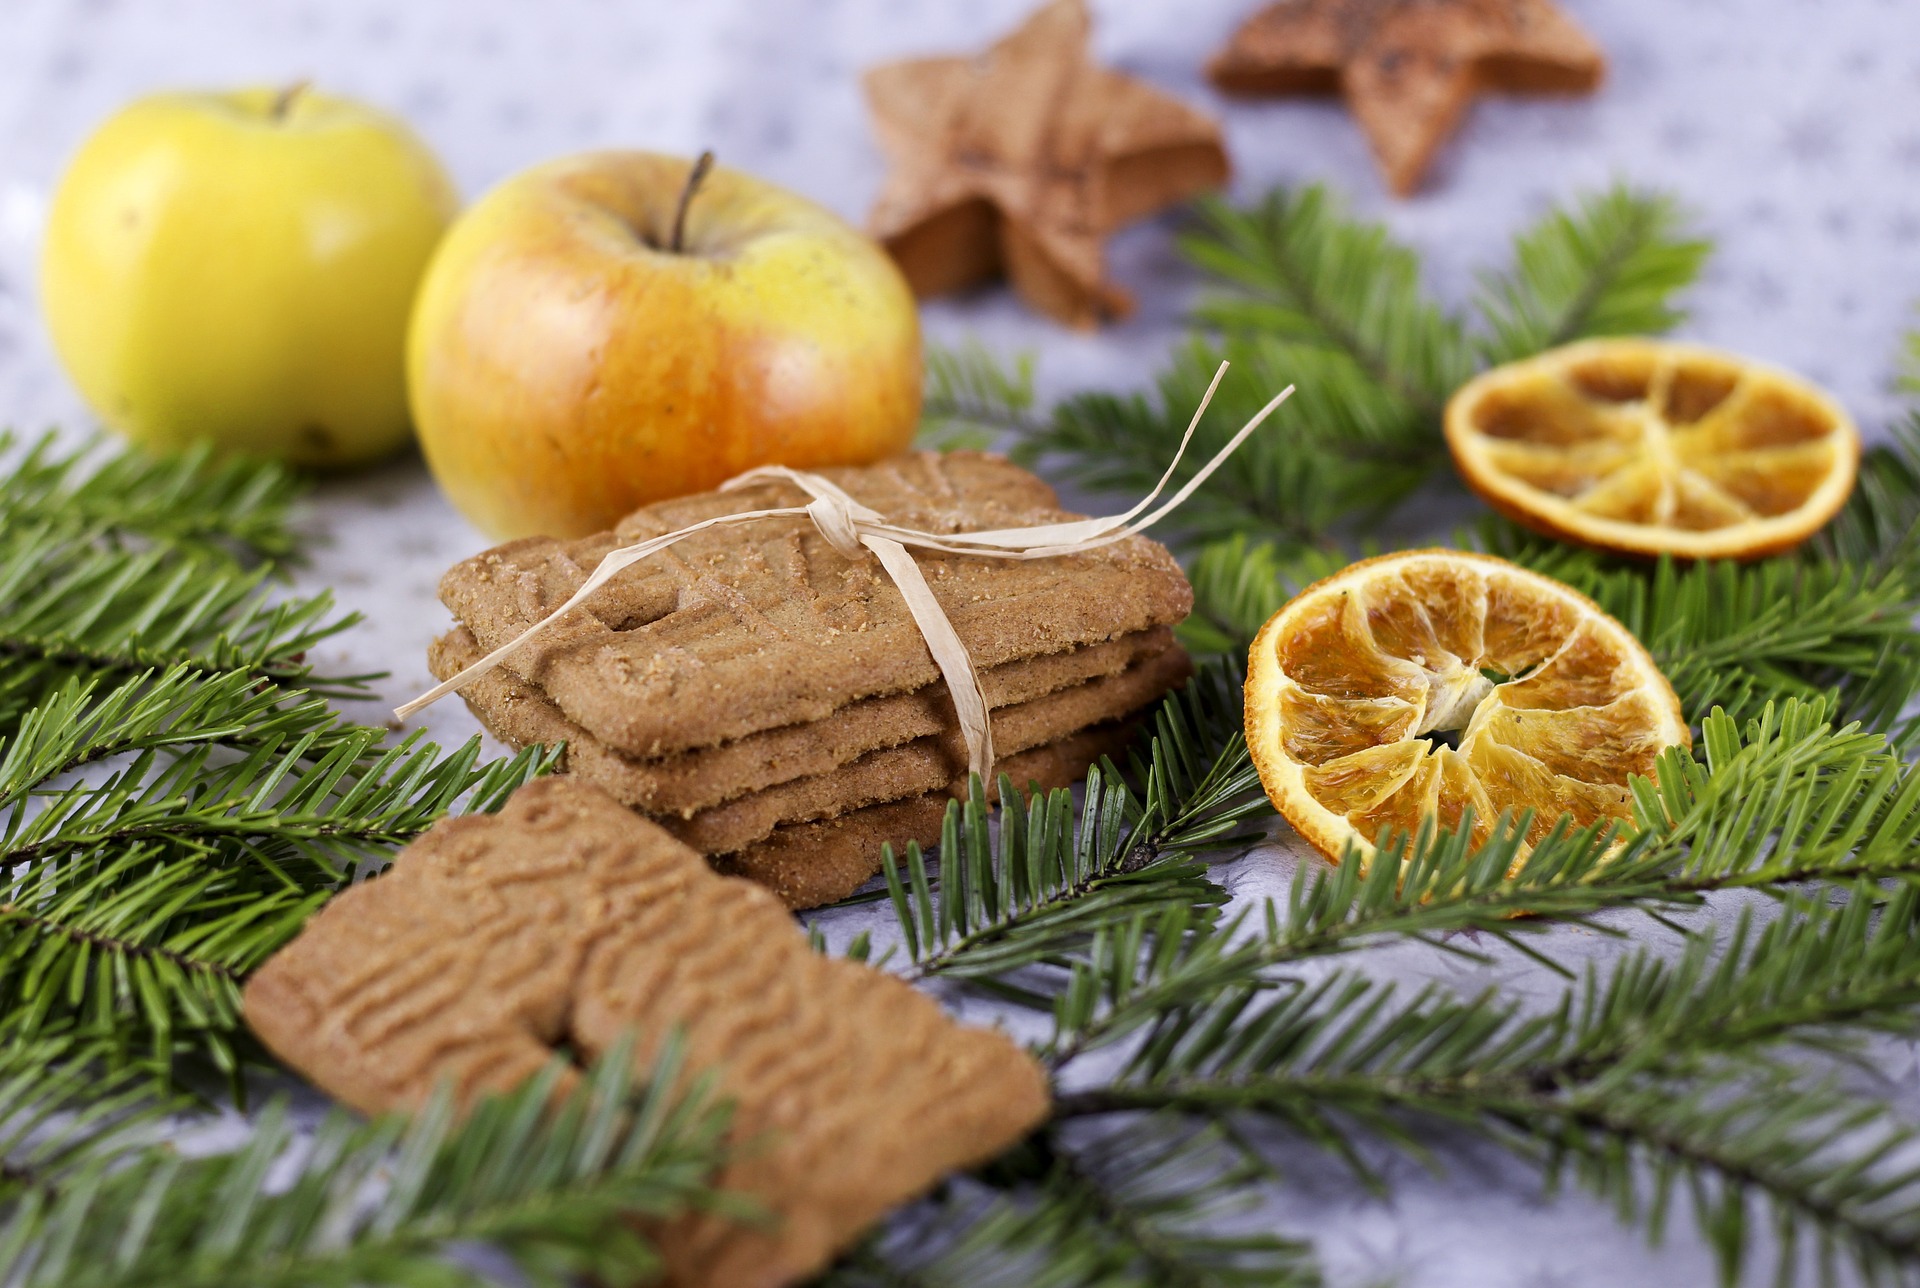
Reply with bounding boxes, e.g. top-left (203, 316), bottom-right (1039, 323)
top-left (668, 151), bottom-right (716, 255)
top-left (272, 80), bottom-right (311, 121)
